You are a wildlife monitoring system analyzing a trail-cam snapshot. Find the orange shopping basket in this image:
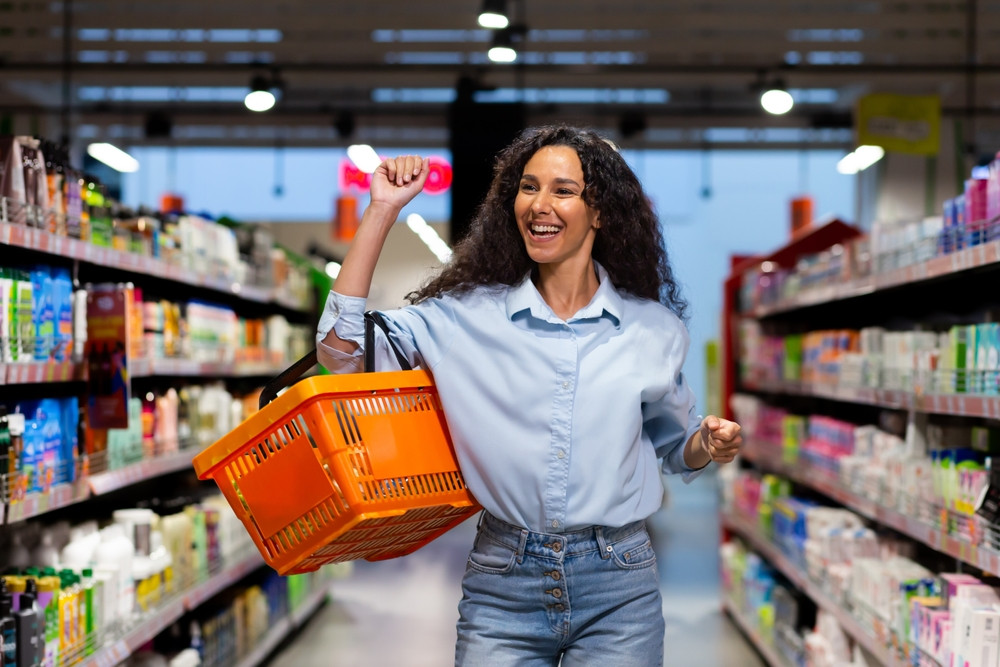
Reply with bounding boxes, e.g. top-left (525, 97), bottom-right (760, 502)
top-left (193, 312), bottom-right (481, 575)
